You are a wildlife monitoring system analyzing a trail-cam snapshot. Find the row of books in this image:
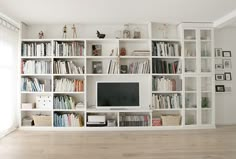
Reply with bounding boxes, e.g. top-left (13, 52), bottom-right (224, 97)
top-left (53, 95), bottom-right (75, 109)
top-left (54, 41), bottom-right (84, 56)
top-left (128, 60), bottom-right (150, 74)
top-left (22, 42), bottom-right (51, 57)
top-left (152, 42), bottom-right (180, 56)
top-left (152, 77), bottom-right (182, 91)
top-left (152, 94), bottom-right (182, 109)
top-left (22, 60), bottom-right (51, 74)
top-left (54, 113), bottom-right (84, 127)
top-left (107, 60), bottom-right (119, 74)
top-left (21, 77), bottom-right (51, 92)
top-left (119, 115), bottom-right (150, 126)
top-left (152, 59), bottom-right (181, 74)
top-left (54, 78), bottom-right (84, 92)
top-left (53, 60), bottom-right (84, 74)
